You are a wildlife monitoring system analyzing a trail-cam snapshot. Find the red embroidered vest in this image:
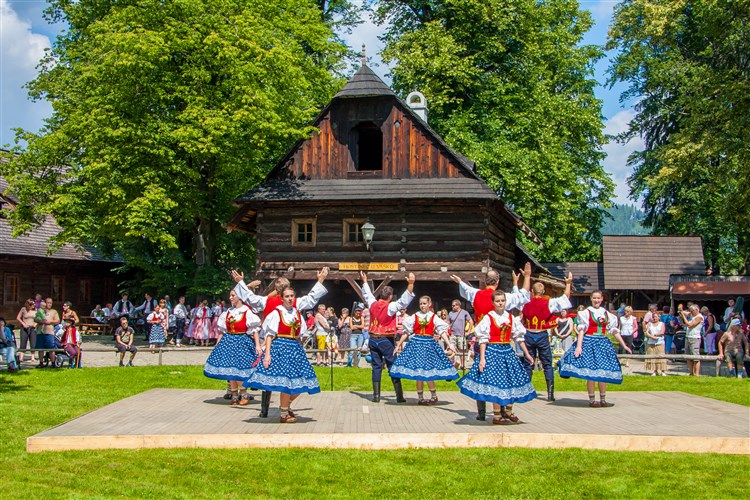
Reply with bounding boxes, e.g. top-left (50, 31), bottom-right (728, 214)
top-left (276, 309), bottom-right (302, 338)
top-left (226, 309), bottom-right (248, 334)
top-left (522, 297), bottom-right (558, 331)
top-left (370, 300), bottom-right (396, 335)
top-left (585, 308), bottom-right (608, 336)
top-left (413, 314), bottom-right (436, 336)
top-left (489, 314), bottom-right (512, 344)
top-left (473, 288), bottom-right (495, 323)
